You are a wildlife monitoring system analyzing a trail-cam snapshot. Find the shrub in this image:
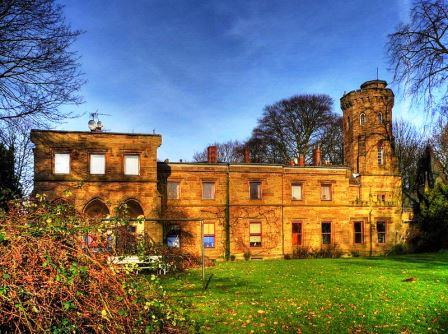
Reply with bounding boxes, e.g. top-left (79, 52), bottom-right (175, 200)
top-left (292, 246), bottom-right (314, 259)
top-left (412, 183), bottom-right (448, 251)
top-left (284, 254), bottom-right (291, 260)
top-left (350, 250), bottom-right (360, 257)
top-left (243, 251), bottom-right (251, 261)
top-left (230, 255), bottom-right (236, 261)
top-left (0, 197), bottom-right (189, 333)
top-left (387, 243), bottom-right (410, 256)
top-left (292, 245), bottom-right (342, 259)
